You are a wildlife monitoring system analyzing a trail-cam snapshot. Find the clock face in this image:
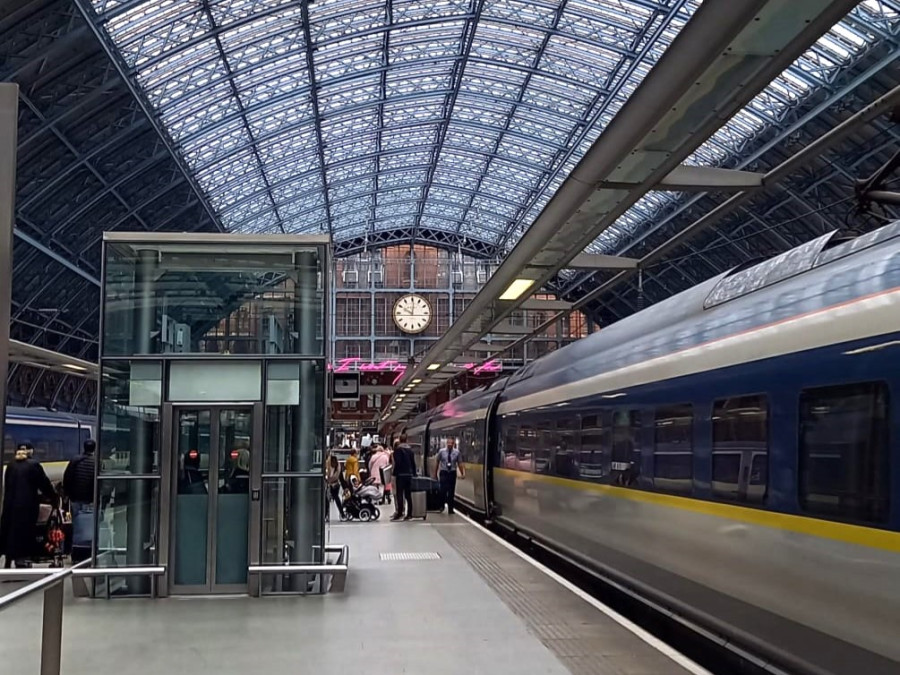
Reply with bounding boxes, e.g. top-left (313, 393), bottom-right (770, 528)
top-left (393, 294), bottom-right (432, 334)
